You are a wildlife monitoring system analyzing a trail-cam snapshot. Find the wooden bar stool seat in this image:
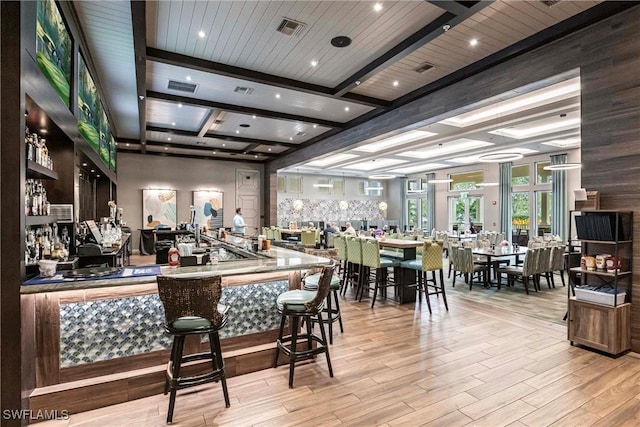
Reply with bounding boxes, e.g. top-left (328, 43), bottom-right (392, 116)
top-left (157, 275), bottom-right (230, 424)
